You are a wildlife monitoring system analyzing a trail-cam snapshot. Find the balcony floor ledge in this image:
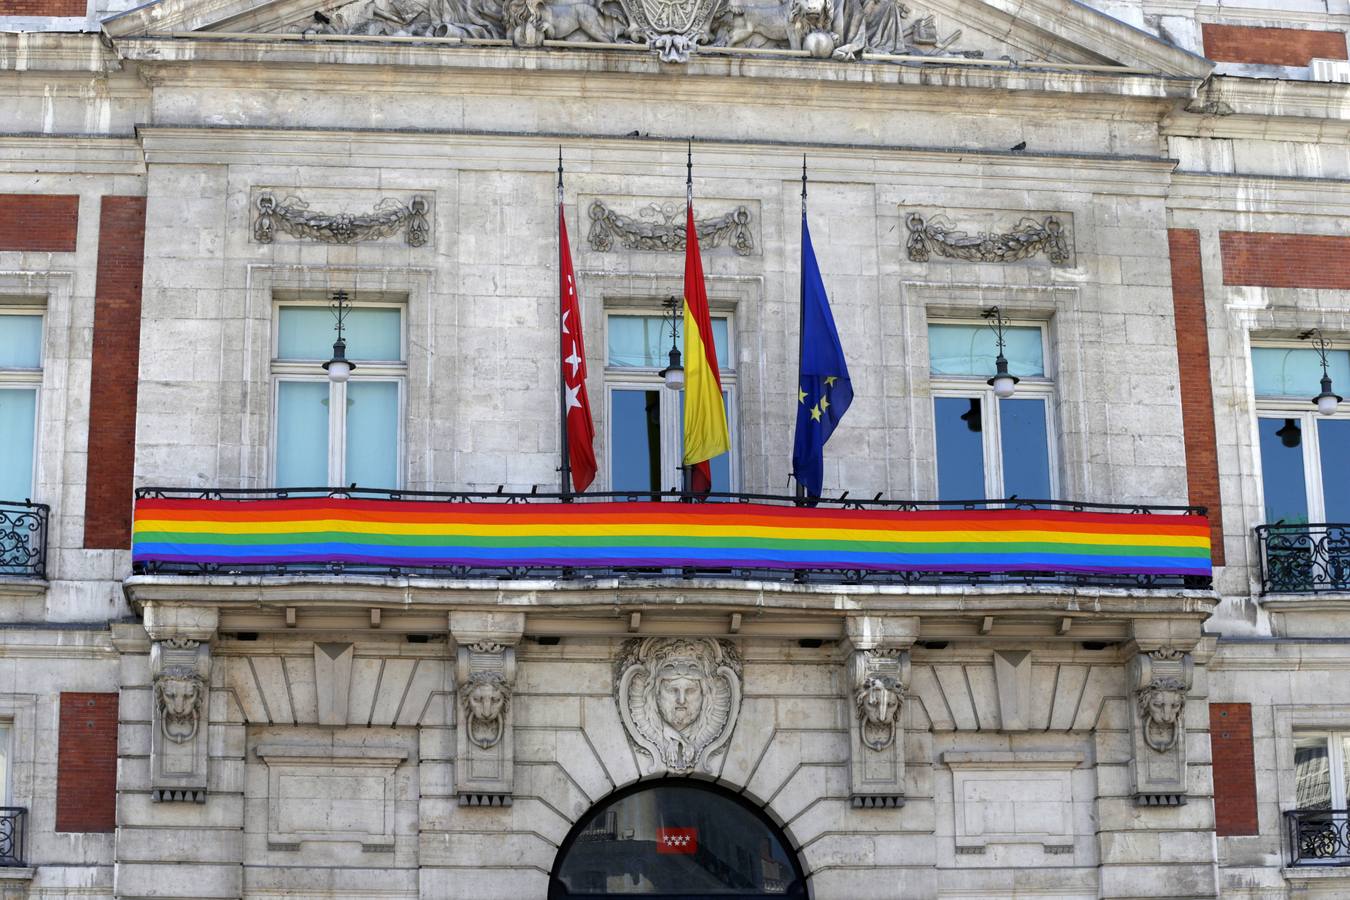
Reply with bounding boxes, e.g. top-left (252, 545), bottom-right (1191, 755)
top-left (124, 573), bottom-right (1217, 617)
top-left (1282, 865), bottom-right (1350, 880)
top-left (0, 577), bottom-right (47, 600)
